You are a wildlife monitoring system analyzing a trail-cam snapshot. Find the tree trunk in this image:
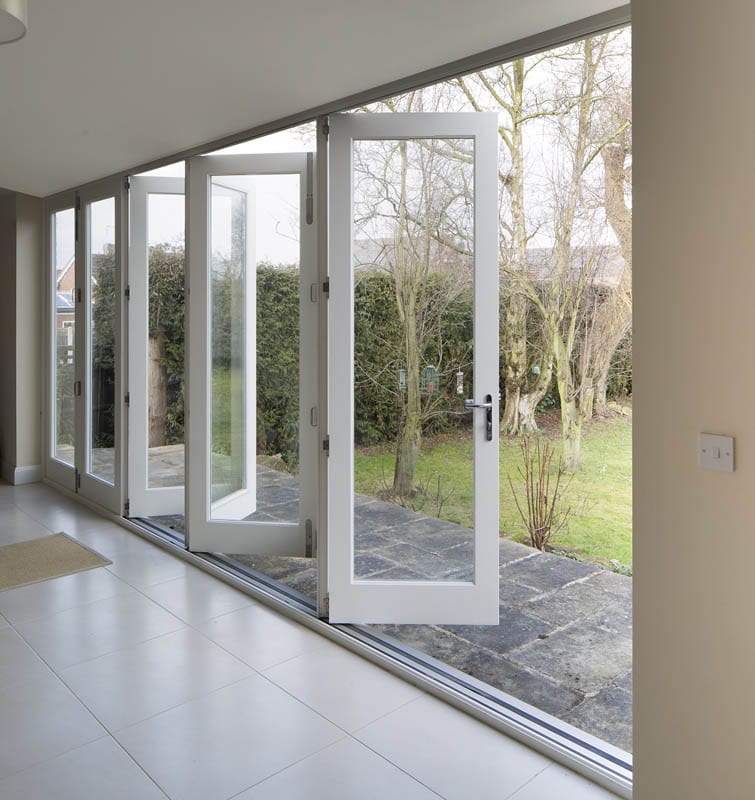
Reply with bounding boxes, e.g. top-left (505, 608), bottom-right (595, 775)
top-left (554, 331), bottom-right (582, 470)
top-left (581, 383), bottom-right (595, 422)
top-left (561, 396), bottom-right (583, 472)
top-left (499, 60), bottom-right (543, 436)
top-left (393, 405), bottom-right (421, 497)
top-left (595, 372), bottom-right (609, 417)
top-left (149, 335), bottom-right (167, 448)
top-left (393, 294), bottom-right (422, 496)
top-left (517, 359), bottom-right (553, 431)
top-left (501, 383), bottom-right (521, 434)
top-left (392, 138), bottom-right (423, 497)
